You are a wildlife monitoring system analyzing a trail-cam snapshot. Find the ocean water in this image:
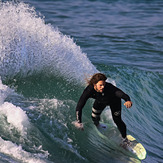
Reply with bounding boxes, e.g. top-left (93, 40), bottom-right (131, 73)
top-left (0, 0), bottom-right (163, 163)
